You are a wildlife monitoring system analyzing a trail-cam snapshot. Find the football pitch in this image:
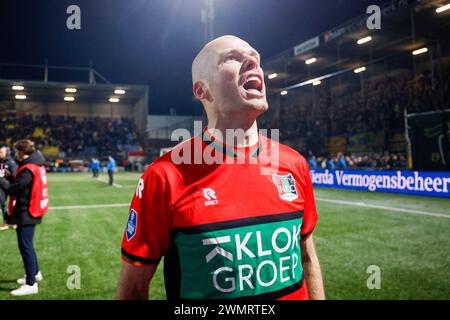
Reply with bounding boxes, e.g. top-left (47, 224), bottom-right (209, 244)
top-left (0, 172), bottom-right (449, 300)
